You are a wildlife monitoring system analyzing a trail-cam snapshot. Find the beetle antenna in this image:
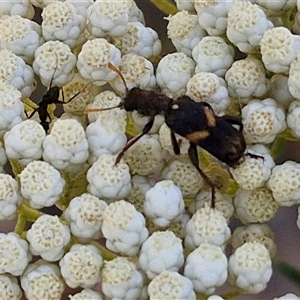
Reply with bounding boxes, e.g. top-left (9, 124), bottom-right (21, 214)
top-left (108, 62), bottom-right (129, 94)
